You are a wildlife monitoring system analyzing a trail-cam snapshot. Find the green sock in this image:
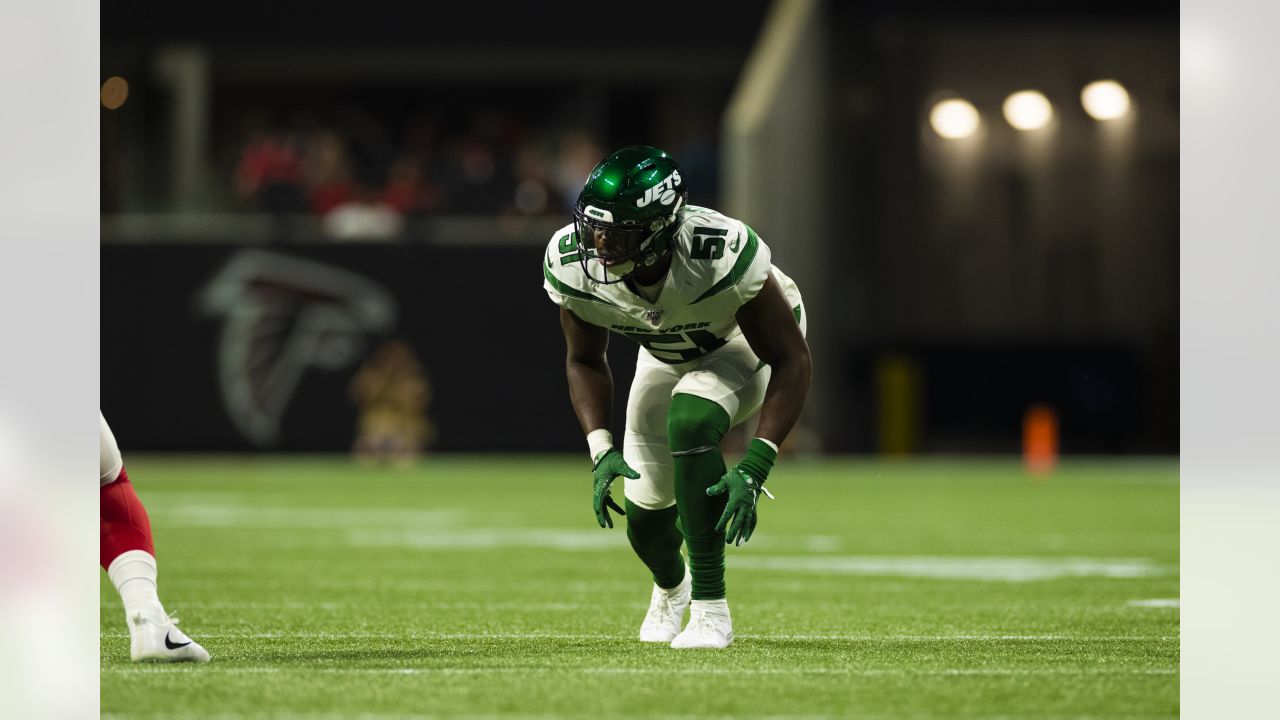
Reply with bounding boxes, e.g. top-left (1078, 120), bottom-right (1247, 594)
top-left (624, 500), bottom-right (686, 589)
top-left (667, 393), bottom-right (731, 600)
